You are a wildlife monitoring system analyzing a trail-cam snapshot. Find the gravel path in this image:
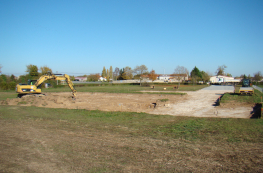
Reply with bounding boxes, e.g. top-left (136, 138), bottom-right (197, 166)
top-left (150, 85), bottom-right (252, 118)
